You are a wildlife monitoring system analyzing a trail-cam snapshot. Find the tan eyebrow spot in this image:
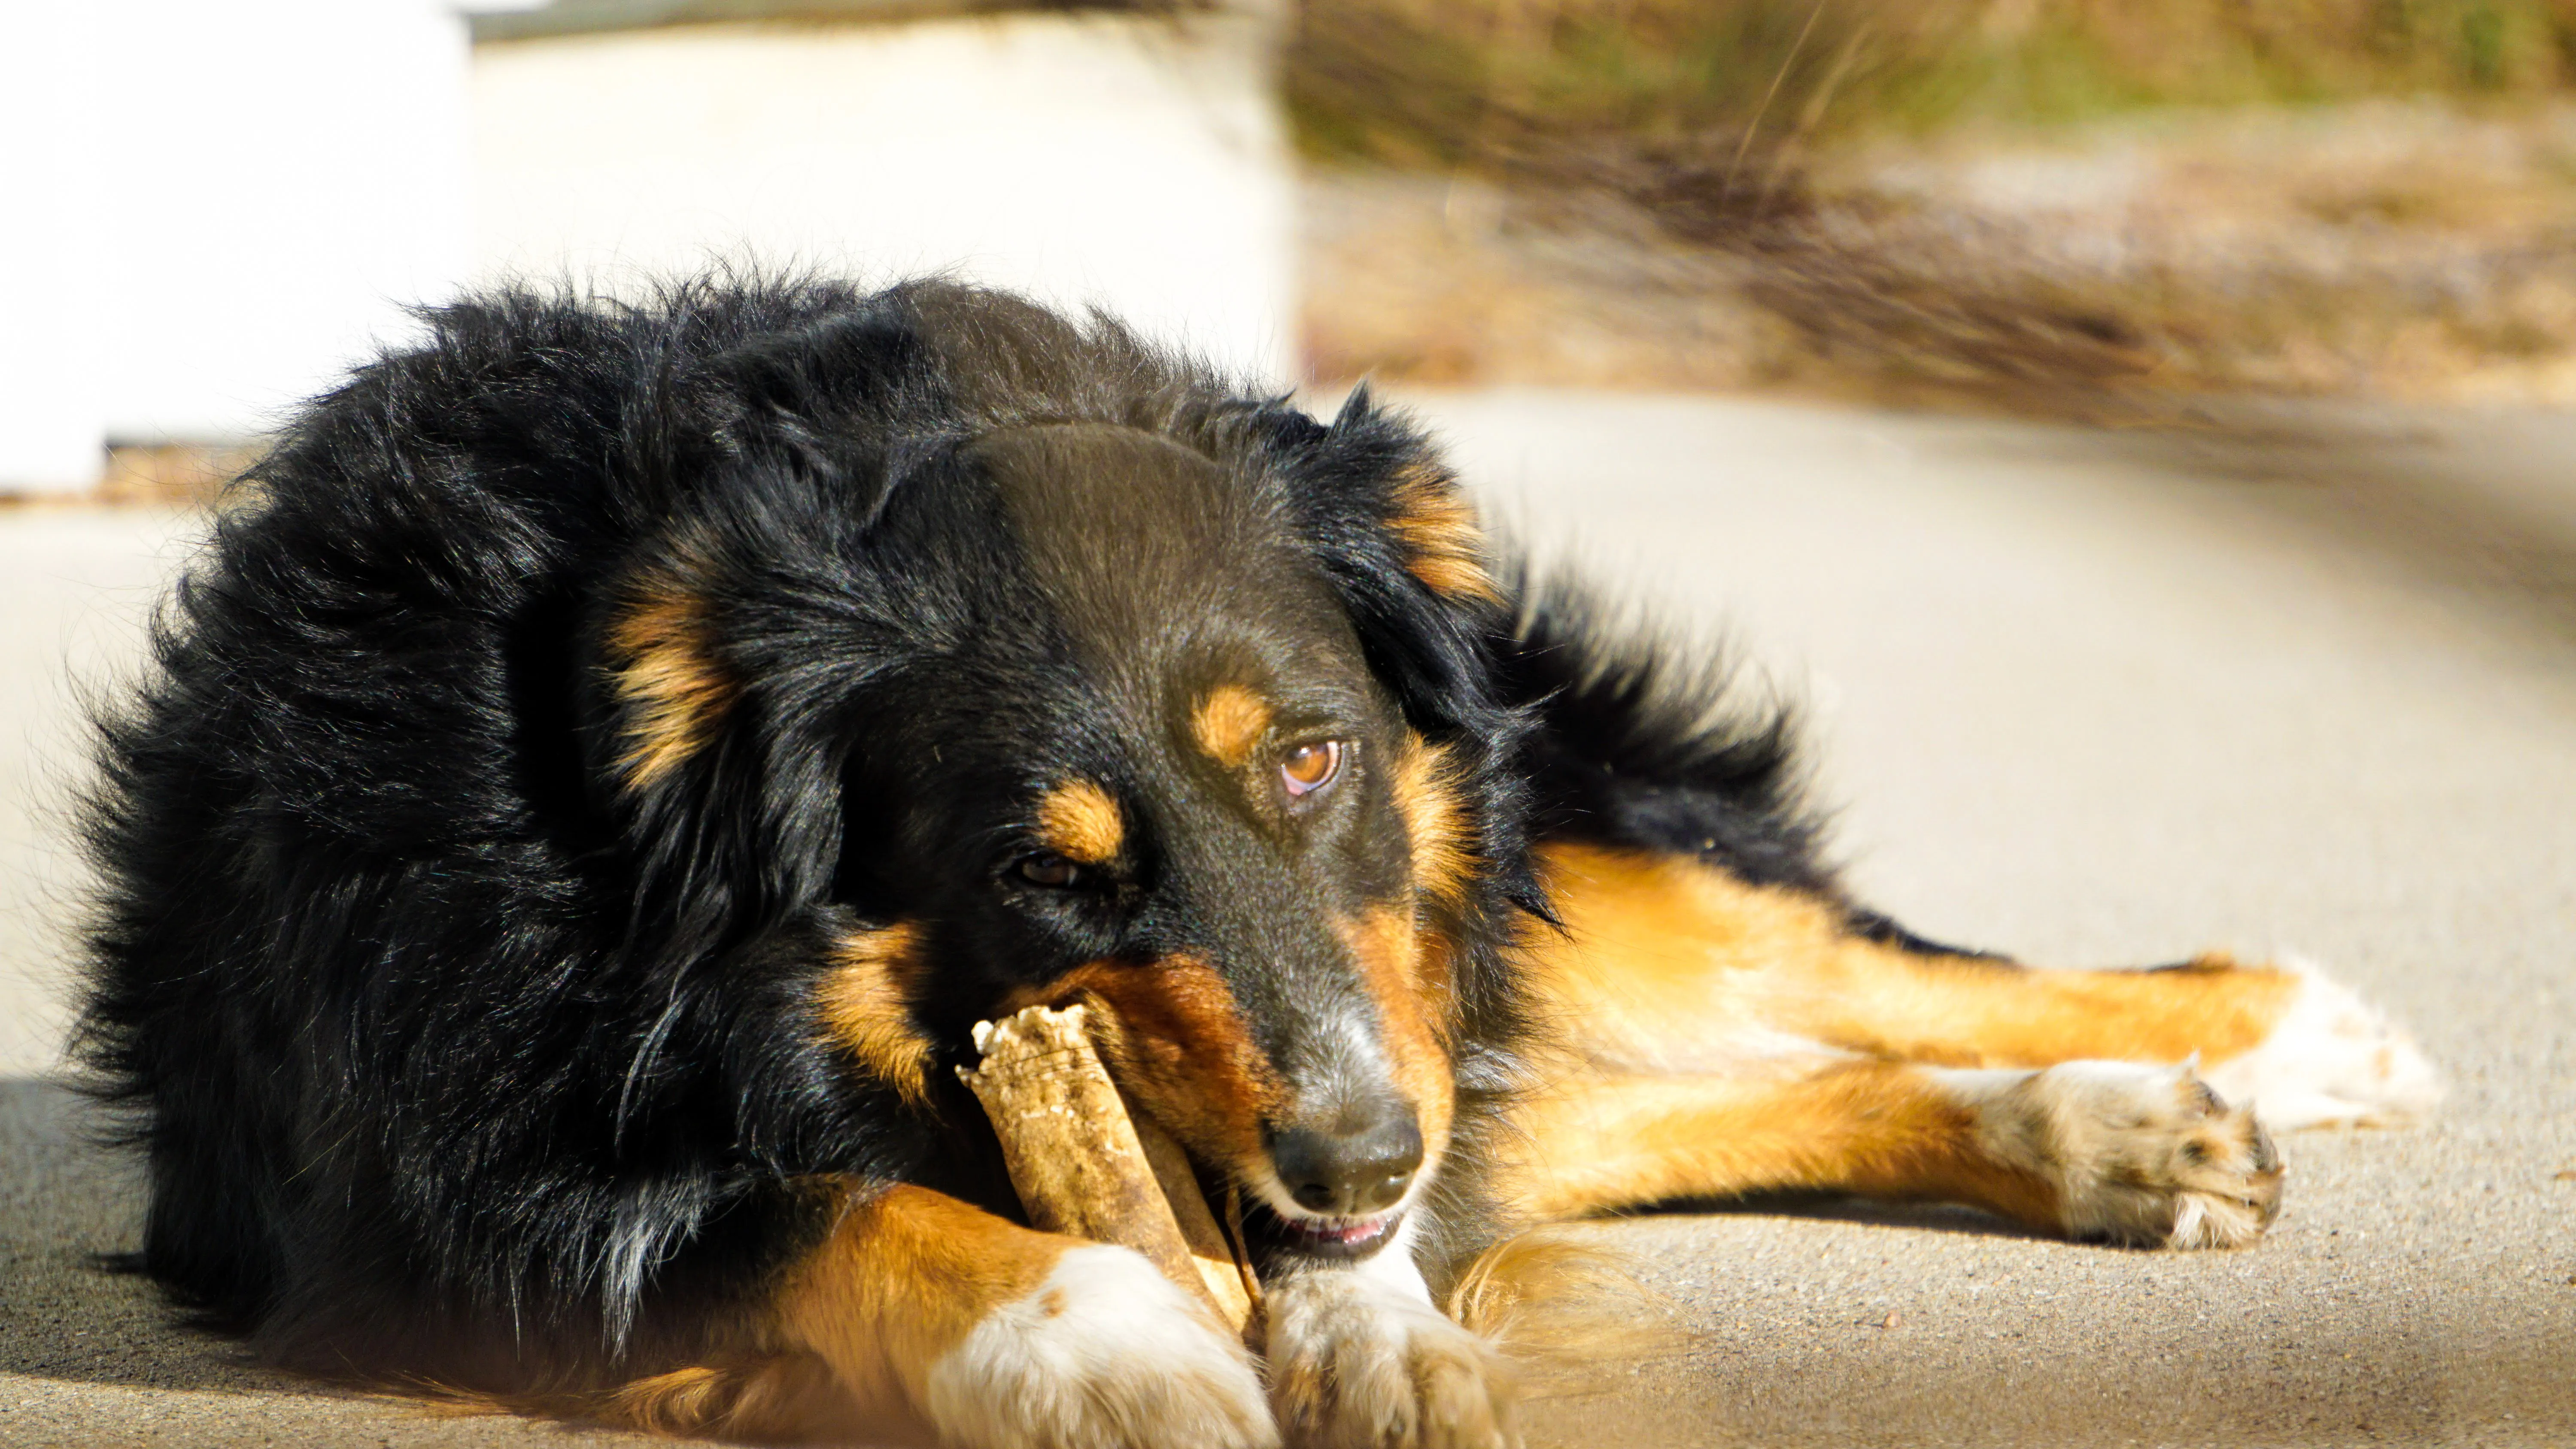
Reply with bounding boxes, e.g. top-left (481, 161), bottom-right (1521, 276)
top-left (1190, 684), bottom-right (1272, 768)
top-left (608, 557), bottom-right (740, 790)
top-left (815, 922), bottom-right (931, 1107)
top-left (1036, 779), bottom-right (1126, 864)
